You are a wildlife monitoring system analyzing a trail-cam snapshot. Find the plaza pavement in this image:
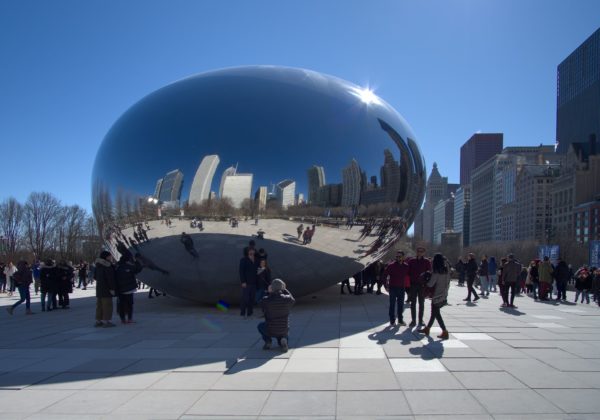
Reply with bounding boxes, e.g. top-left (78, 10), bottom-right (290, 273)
top-left (1, 280), bottom-right (600, 419)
